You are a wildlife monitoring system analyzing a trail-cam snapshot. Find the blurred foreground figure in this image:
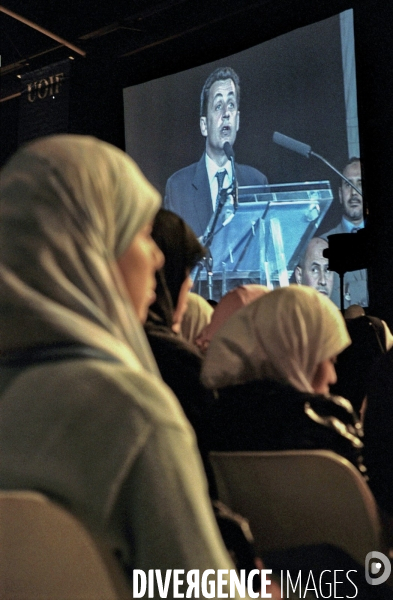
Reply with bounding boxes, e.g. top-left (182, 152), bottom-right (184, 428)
top-left (0, 135), bottom-right (251, 595)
